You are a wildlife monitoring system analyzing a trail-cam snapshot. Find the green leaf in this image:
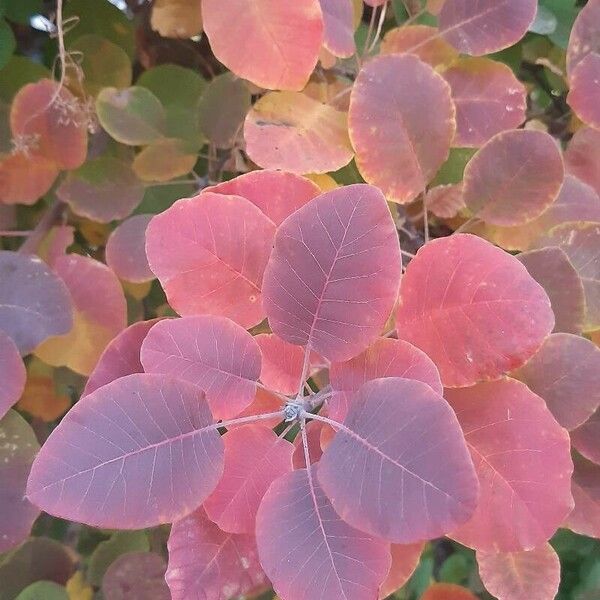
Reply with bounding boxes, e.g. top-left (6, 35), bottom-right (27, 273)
top-left (431, 148), bottom-right (477, 186)
top-left (137, 64), bottom-right (207, 110)
top-left (540, 0), bottom-right (578, 49)
top-left (88, 531), bottom-right (149, 587)
top-left (0, 56), bottom-right (50, 102)
top-left (96, 86), bottom-right (166, 146)
top-left (0, 0), bottom-right (43, 24)
top-left (529, 5), bottom-right (558, 36)
top-left (439, 553), bottom-right (473, 585)
top-left (0, 19), bottom-right (15, 70)
top-left (15, 582), bottom-right (68, 600)
top-left (136, 181), bottom-right (196, 215)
